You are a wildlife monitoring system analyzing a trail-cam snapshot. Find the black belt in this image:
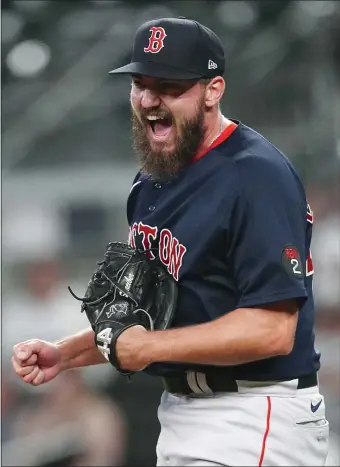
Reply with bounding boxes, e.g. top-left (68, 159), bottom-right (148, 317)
top-left (161, 371), bottom-right (318, 396)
